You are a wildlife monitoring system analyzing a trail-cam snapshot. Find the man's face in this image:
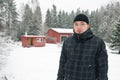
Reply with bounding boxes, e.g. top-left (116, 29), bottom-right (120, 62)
top-left (73, 21), bottom-right (90, 34)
